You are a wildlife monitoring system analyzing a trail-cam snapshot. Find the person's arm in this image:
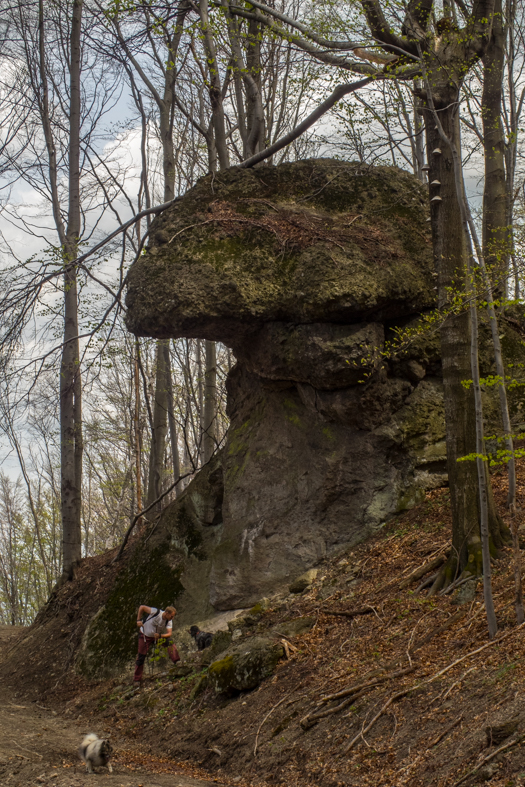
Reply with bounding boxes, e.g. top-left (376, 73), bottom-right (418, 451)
top-left (136, 605), bottom-right (151, 627)
top-left (160, 621), bottom-right (173, 639)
